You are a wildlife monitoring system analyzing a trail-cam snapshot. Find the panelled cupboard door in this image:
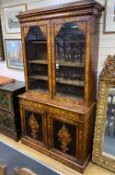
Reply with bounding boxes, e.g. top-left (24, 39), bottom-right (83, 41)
top-left (47, 113), bottom-right (80, 161)
top-left (22, 21), bottom-right (52, 97)
top-left (21, 106), bottom-right (47, 147)
top-left (51, 17), bottom-right (90, 105)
